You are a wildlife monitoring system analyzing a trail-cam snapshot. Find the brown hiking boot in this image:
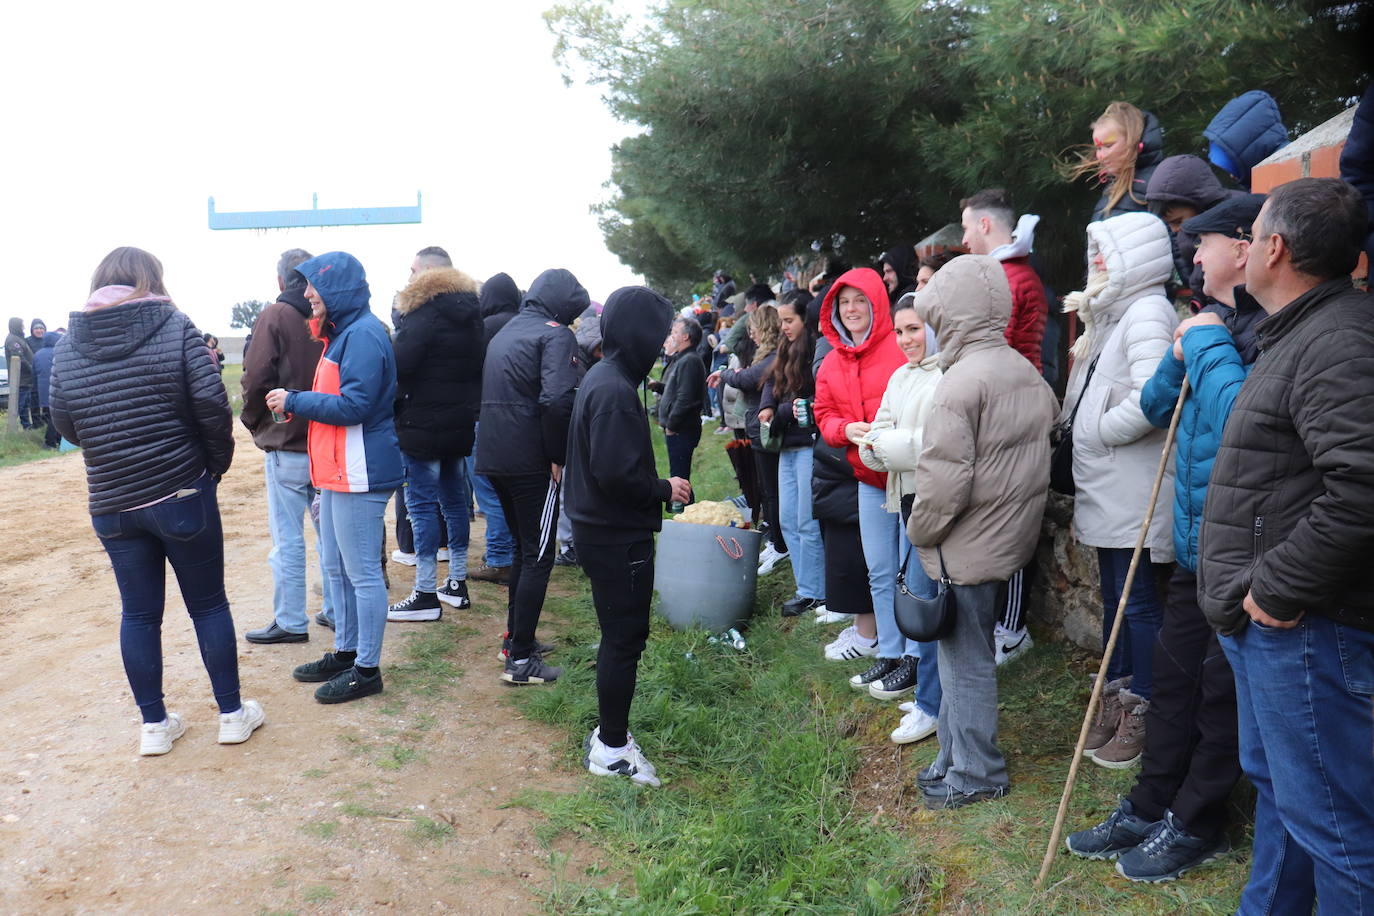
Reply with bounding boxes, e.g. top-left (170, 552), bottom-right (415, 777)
top-left (470, 564), bottom-right (511, 585)
top-left (1092, 697), bottom-right (1149, 769)
top-left (1083, 677), bottom-right (1135, 756)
